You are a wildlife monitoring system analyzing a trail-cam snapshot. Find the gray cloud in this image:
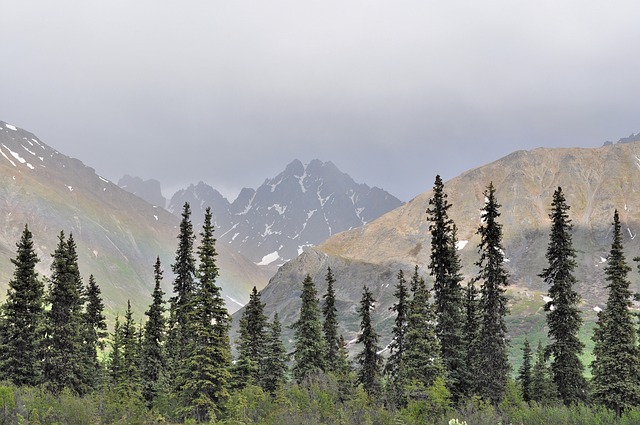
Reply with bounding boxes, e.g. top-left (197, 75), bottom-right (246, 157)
top-left (2, 1), bottom-right (640, 201)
